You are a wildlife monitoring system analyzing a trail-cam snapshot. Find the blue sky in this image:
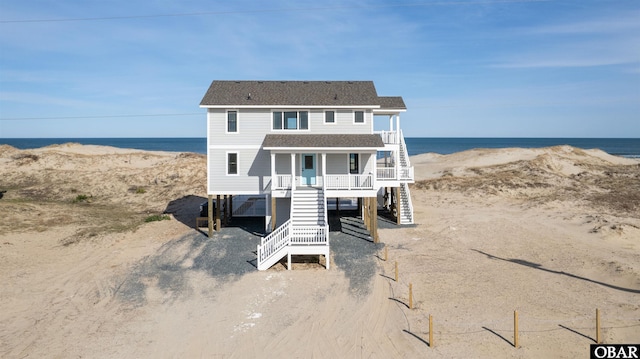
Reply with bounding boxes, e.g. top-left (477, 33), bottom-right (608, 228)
top-left (0, 0), bottom-right (638, 138)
